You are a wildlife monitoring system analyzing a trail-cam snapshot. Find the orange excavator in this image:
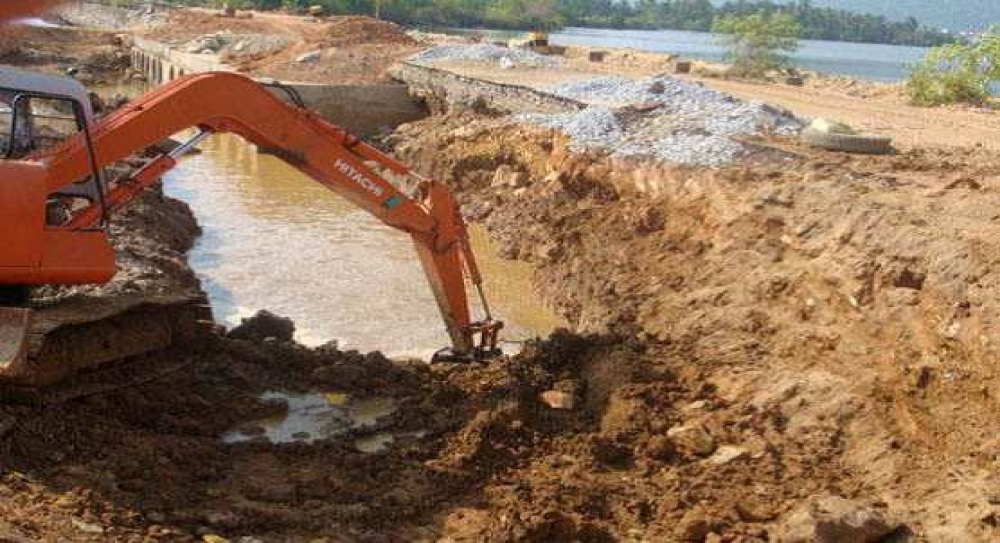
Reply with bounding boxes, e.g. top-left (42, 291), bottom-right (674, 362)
top-left (0, 1), bottom-right (502, 388)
